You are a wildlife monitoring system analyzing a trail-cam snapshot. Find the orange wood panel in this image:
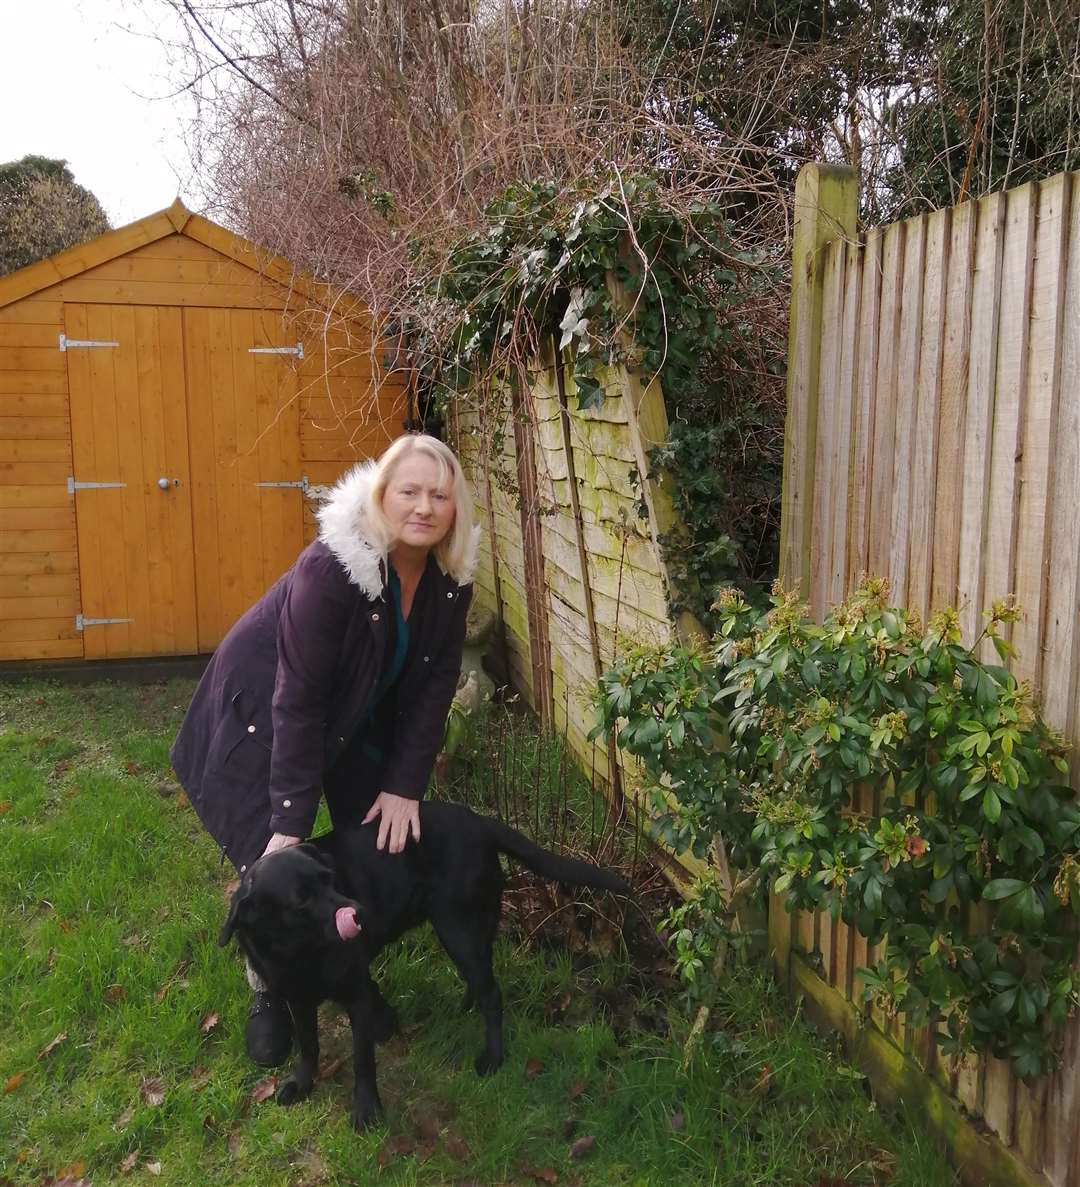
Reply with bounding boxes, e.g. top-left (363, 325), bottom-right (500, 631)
top-left (66, 303), bottom-right (198, 658)
top-left (184, 306), bottom-right (304, 650)
top-left (0, 371), bottom-right (68, 395)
